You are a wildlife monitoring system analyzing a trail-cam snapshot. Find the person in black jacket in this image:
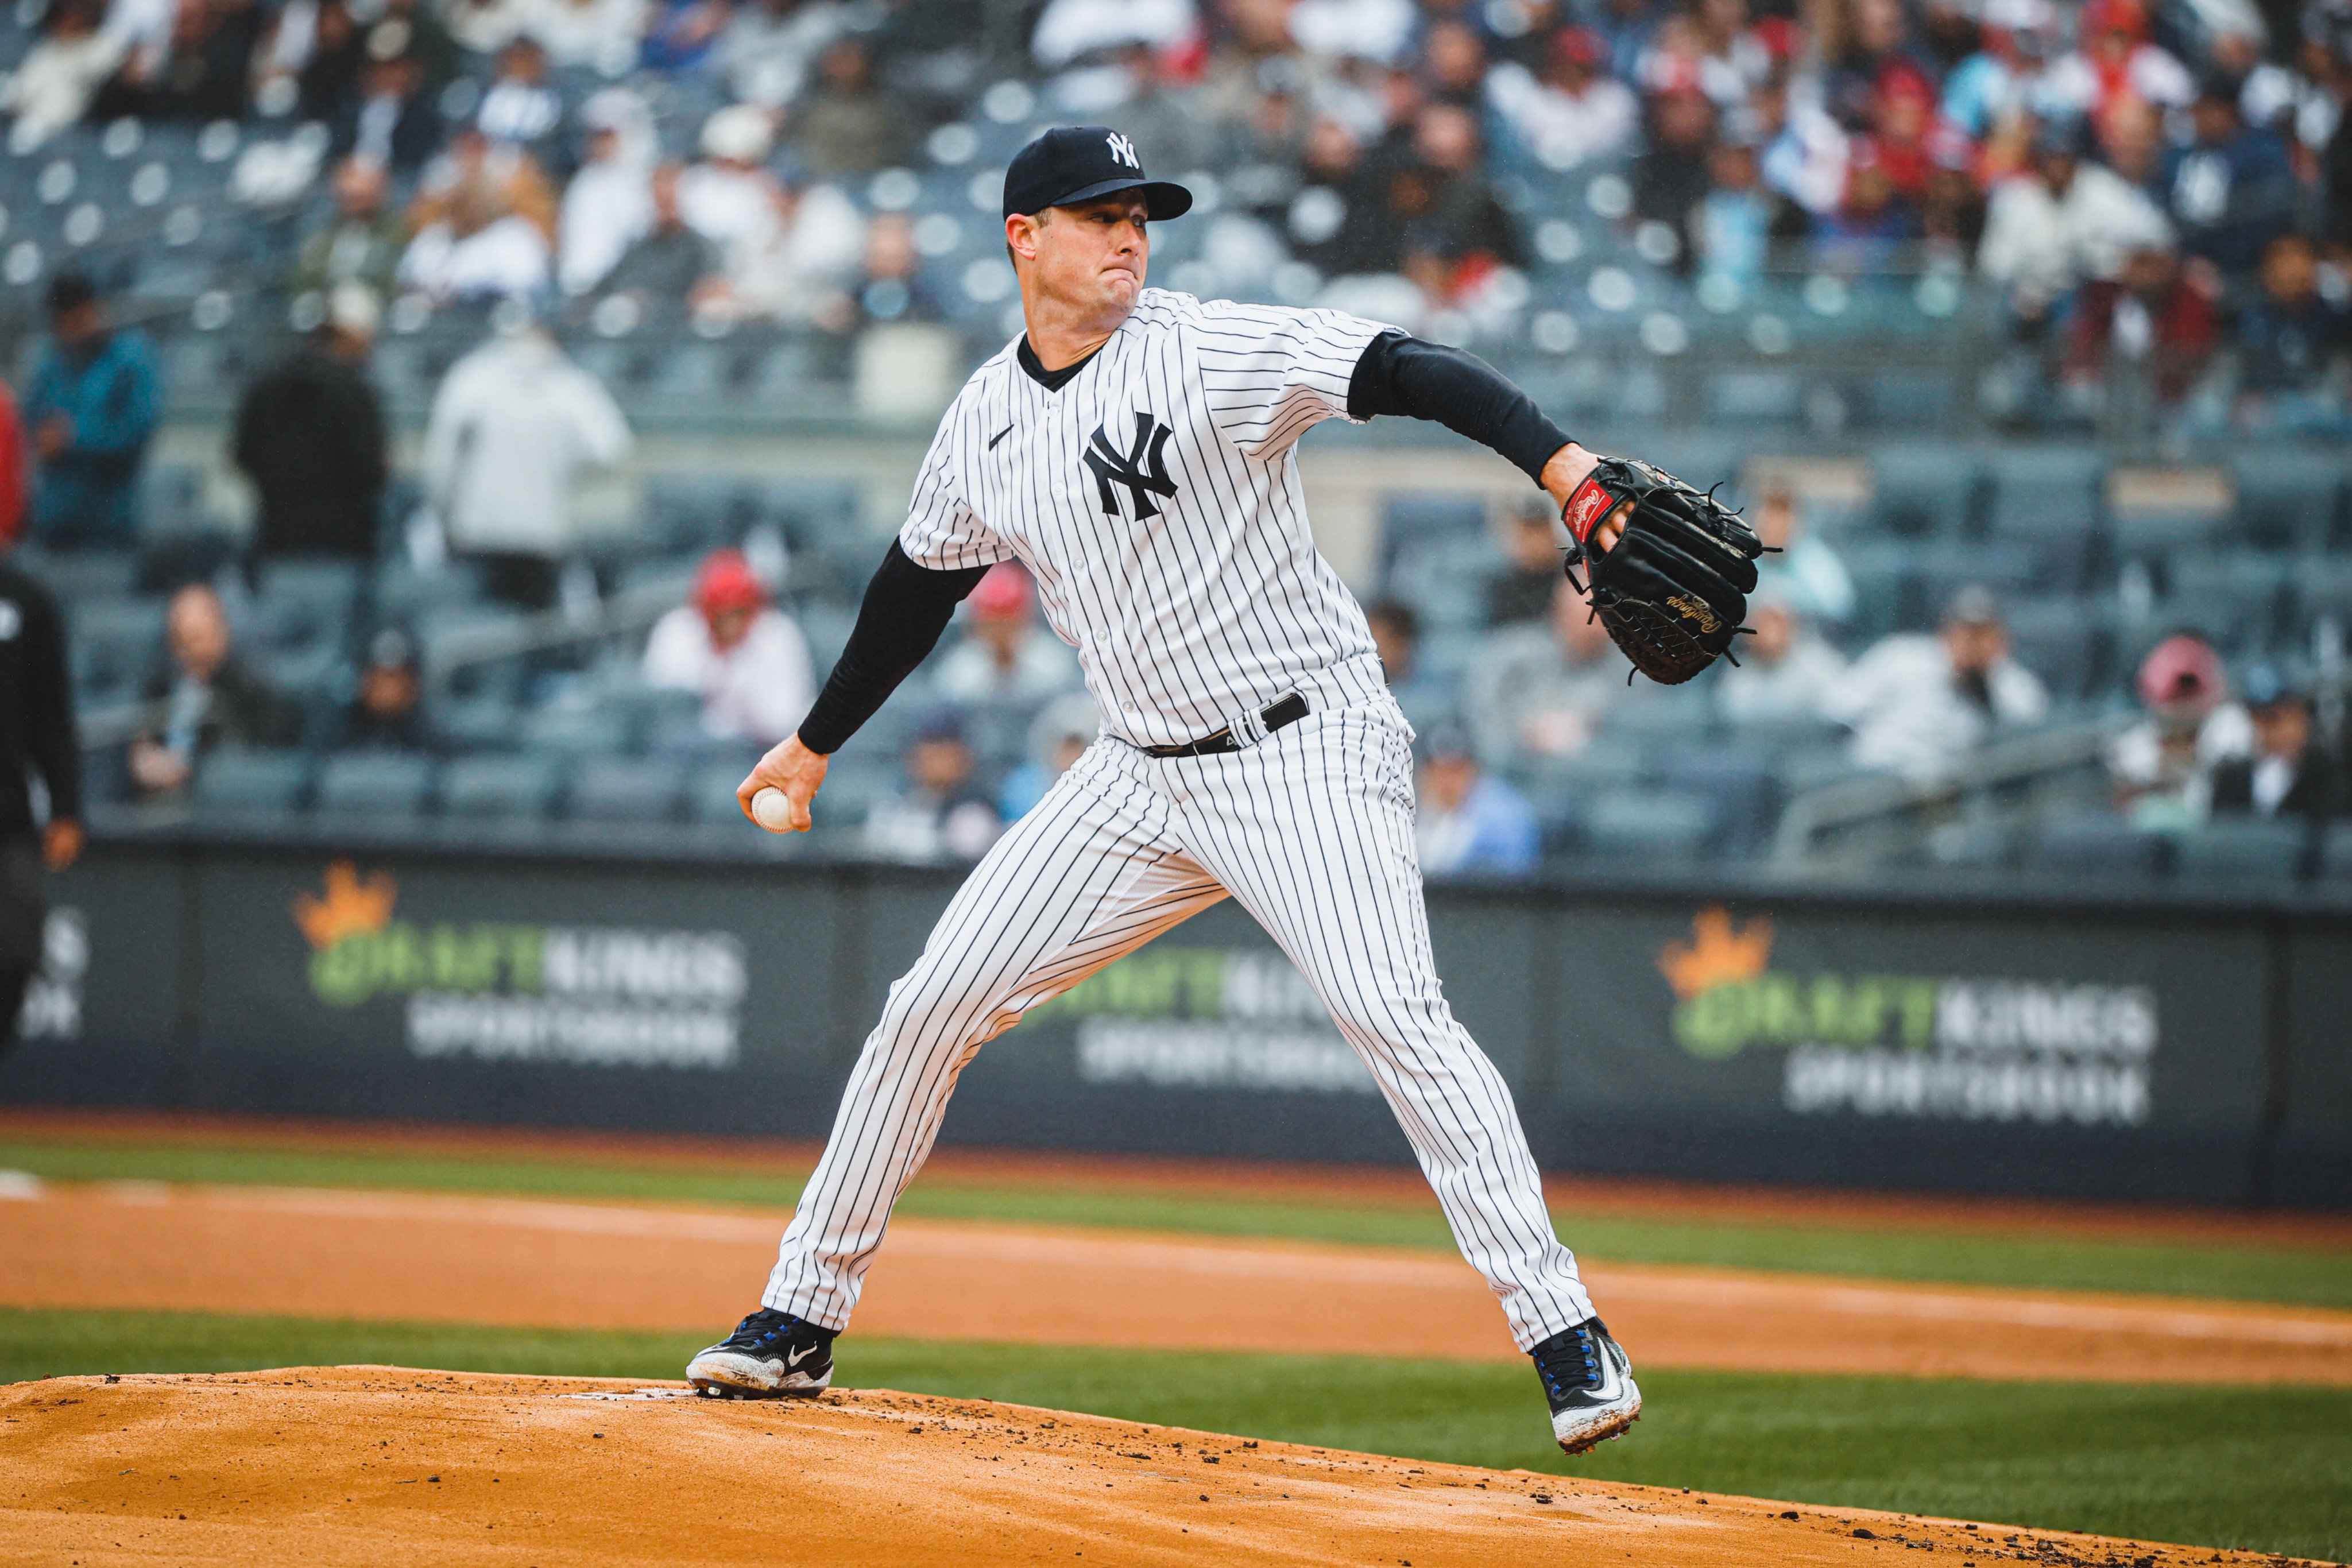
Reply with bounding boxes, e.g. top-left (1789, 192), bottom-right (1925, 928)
top-left (232, 289), bottom-right (389, 561)
top-left (126, 583), bottom-right (298, 799)
top-left (2210, 667), bottom-right (2339, 822)
top-left (0, 554), bottom-right (82, 1058)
